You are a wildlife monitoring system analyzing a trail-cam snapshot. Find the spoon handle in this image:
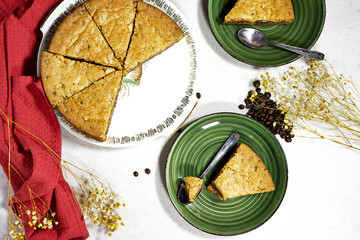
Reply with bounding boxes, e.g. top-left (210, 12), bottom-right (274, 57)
top-left (269, 42), bottom-right (325, 60)
top-left (198, 132), bottom-right (240, 179)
